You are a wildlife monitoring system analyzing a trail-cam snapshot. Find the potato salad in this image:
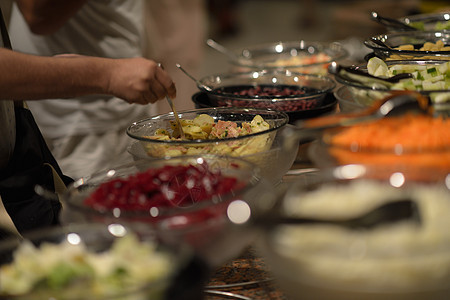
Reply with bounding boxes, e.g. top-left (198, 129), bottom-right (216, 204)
top-left (143, 114), bottom-right (274, 157)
